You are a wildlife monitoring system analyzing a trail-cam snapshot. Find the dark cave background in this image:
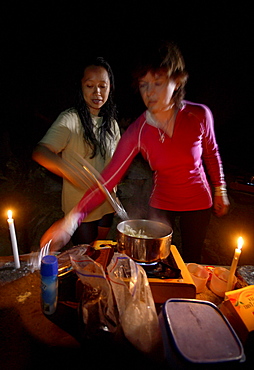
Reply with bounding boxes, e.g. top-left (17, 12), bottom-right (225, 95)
top-left (0, 2), bottom-right (253, 265)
